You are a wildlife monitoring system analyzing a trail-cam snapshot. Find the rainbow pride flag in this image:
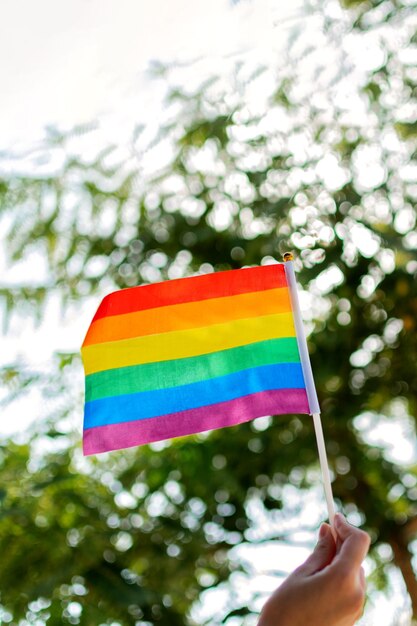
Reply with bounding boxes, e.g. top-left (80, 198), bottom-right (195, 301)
top-left (82, 263), bottom-right (319, 455)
